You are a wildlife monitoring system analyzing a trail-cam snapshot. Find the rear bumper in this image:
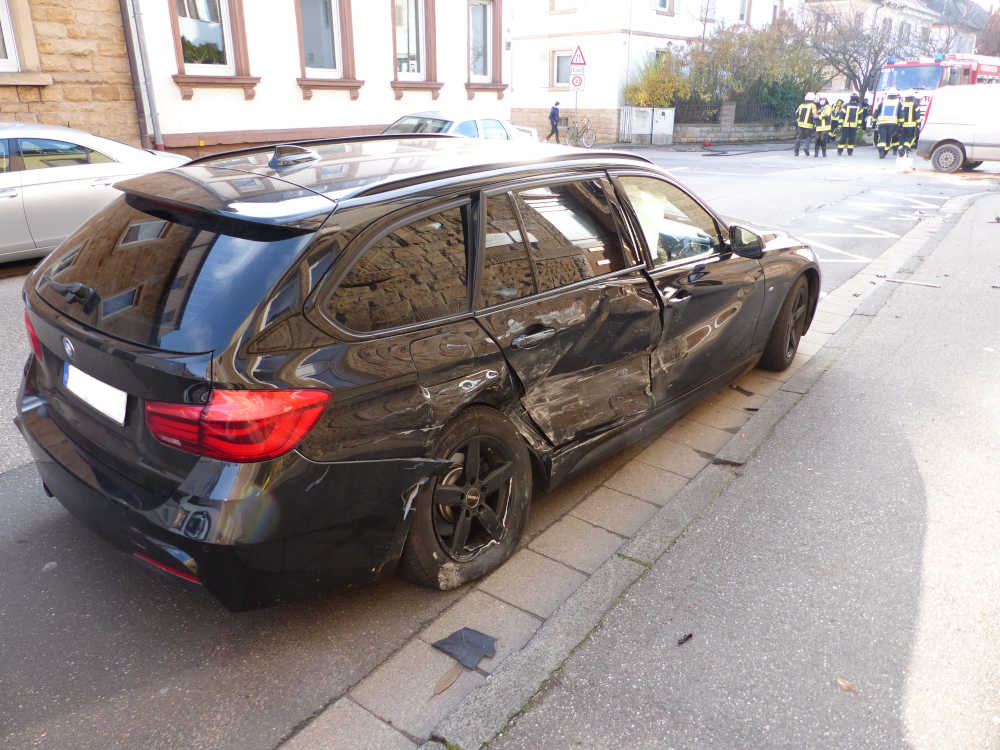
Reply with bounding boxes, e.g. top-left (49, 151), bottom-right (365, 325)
top-left (15, 367), bottom-right (450, 609)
